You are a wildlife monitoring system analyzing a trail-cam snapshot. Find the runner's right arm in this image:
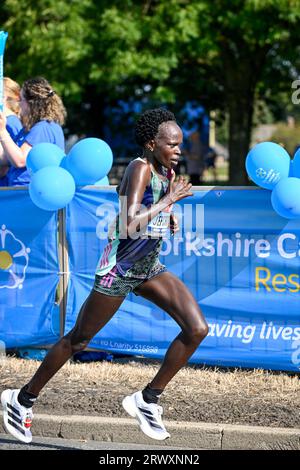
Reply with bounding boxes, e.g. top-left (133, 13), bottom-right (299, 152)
top-left (119, 160), bottom-right (192, 238)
